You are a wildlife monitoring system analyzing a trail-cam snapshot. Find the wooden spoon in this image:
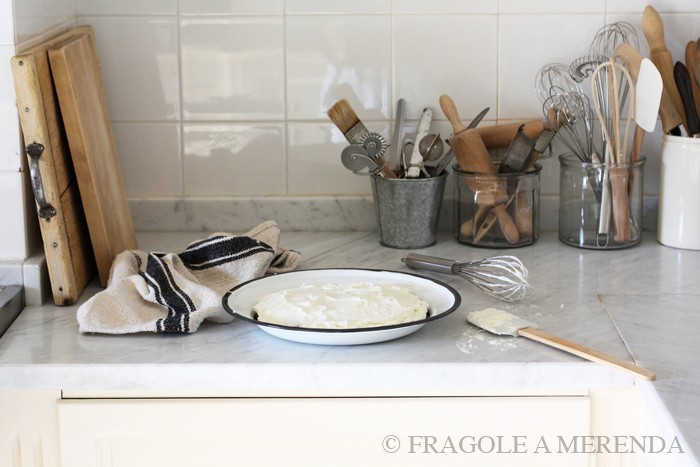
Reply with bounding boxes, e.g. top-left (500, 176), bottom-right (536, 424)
top-left (685, 41), bottom-right (700, 120)
top-left (693, 38), bottom-right (700, 102)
